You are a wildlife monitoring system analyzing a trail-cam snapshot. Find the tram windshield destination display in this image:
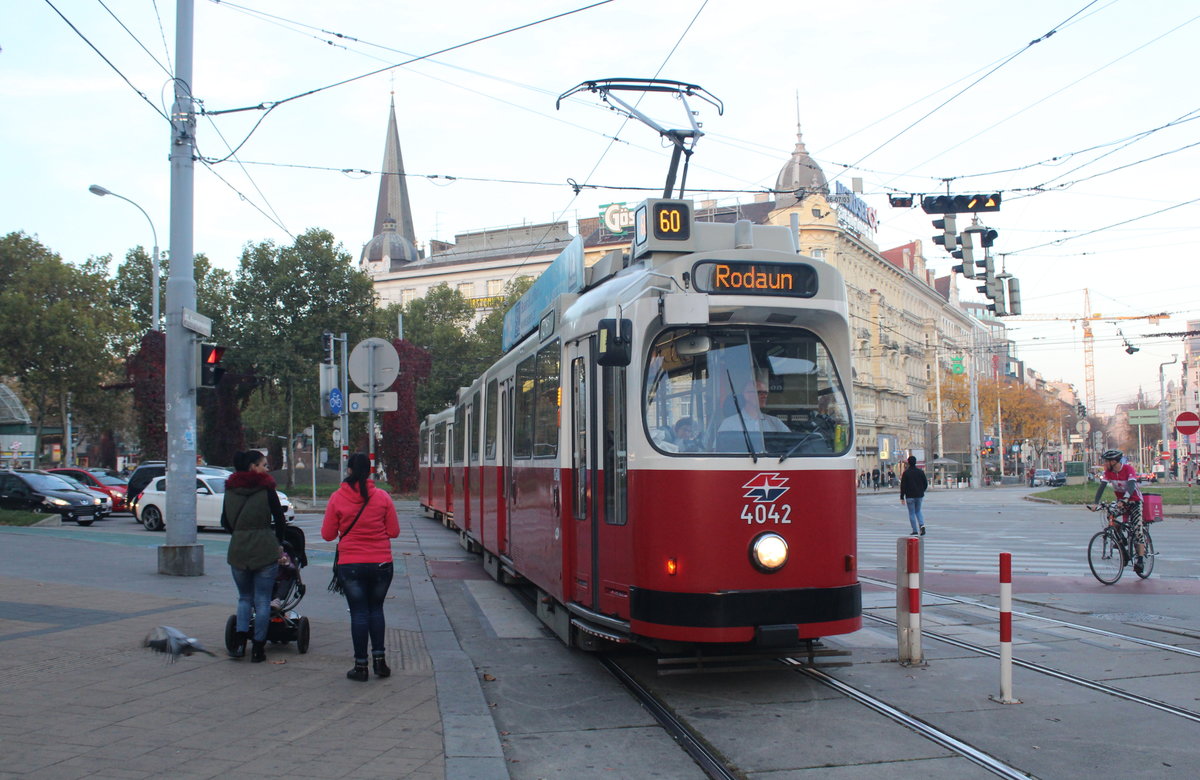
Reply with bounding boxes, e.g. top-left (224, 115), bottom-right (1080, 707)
top-left (693, 260), bottom-right (819, 297)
